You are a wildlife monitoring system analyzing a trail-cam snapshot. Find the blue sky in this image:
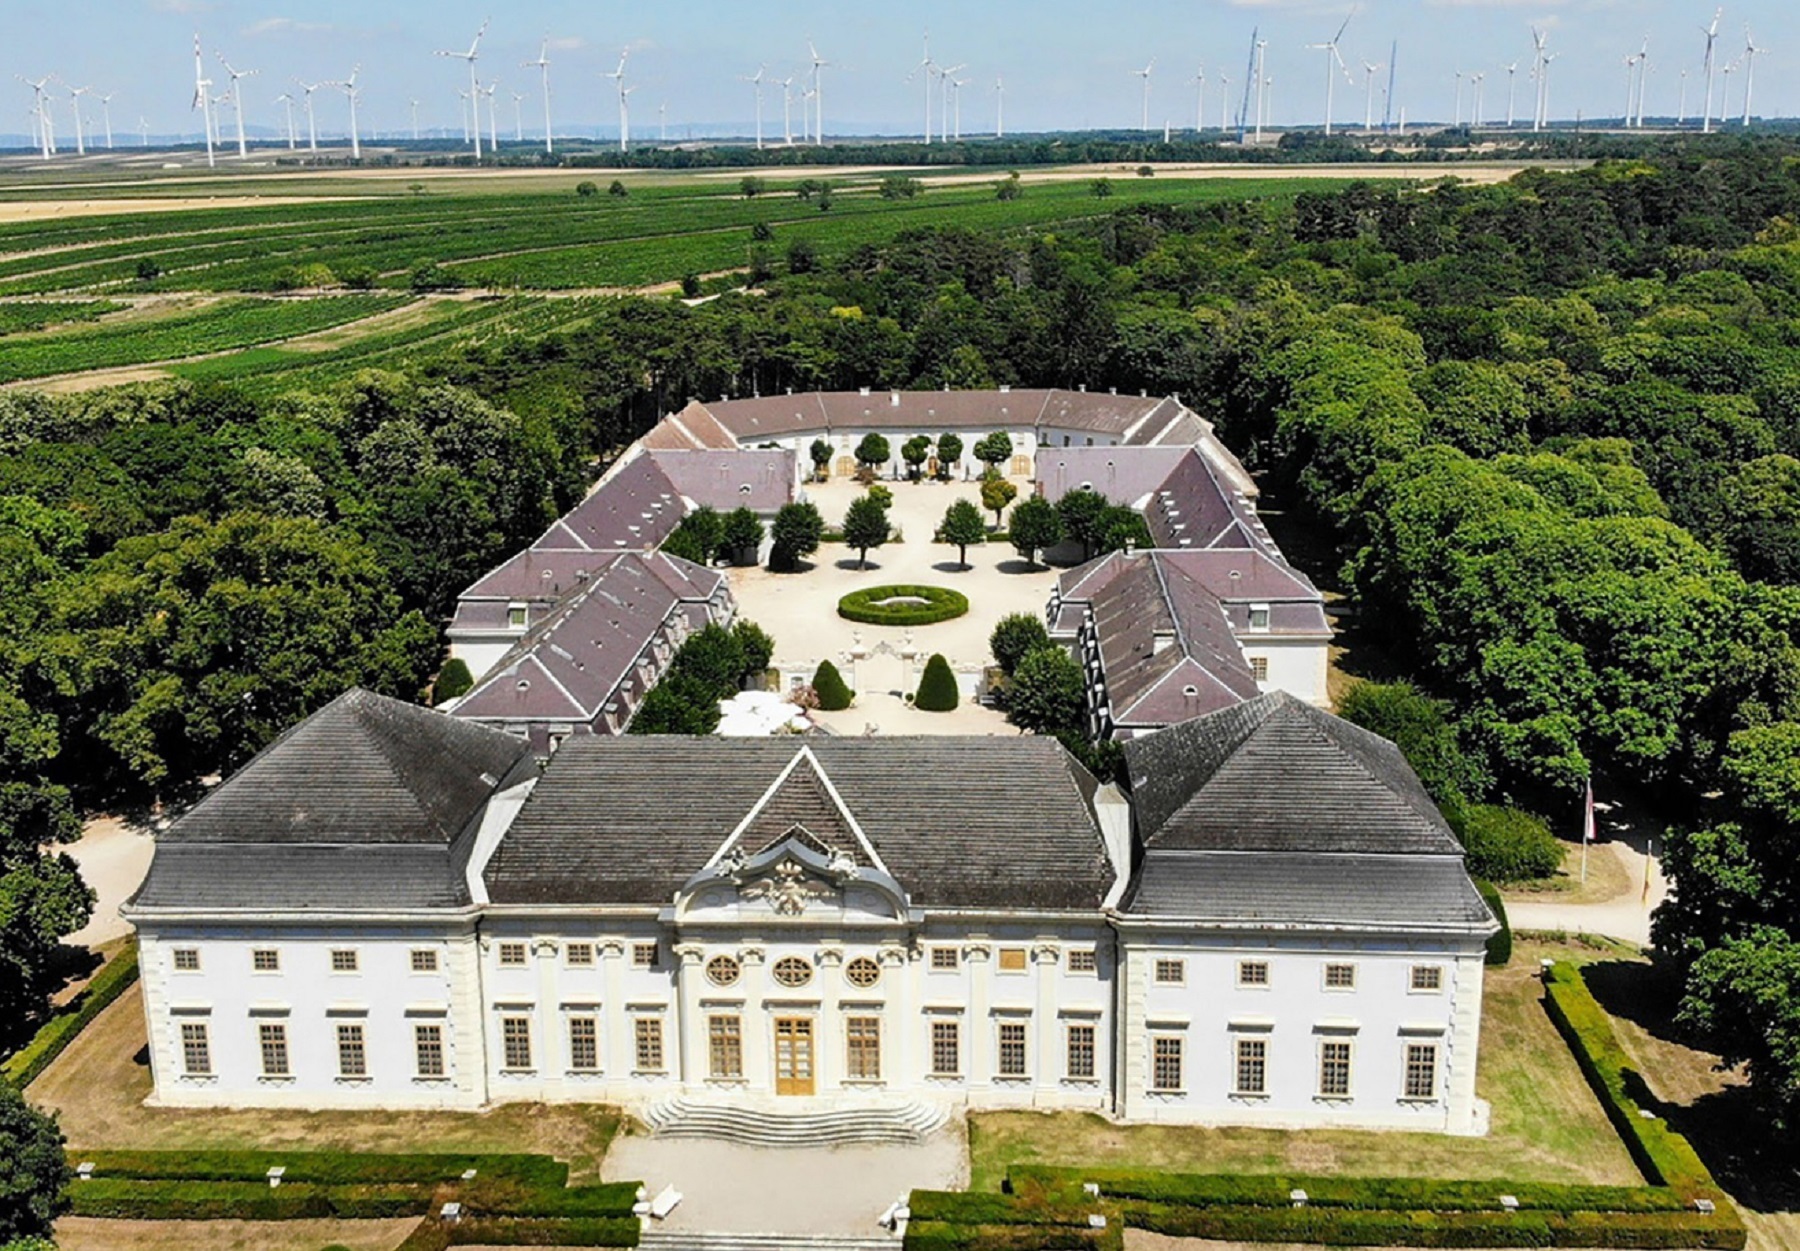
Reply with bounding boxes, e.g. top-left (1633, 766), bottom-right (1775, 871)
top-left (5, 1), bottom-right (1792, 143)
